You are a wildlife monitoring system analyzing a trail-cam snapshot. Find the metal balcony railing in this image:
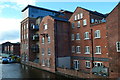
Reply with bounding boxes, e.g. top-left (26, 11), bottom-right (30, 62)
top-left (32, 34), bottom-right (39, 41)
